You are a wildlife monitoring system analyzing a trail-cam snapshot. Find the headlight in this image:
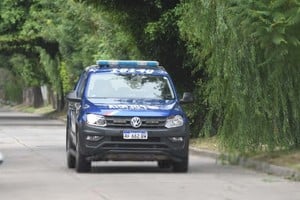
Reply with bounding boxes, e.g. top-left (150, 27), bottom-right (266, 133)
top-left (165, 115), bottom-right (184, 128)
top-left (86, 114), bottom-right (107, 127)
